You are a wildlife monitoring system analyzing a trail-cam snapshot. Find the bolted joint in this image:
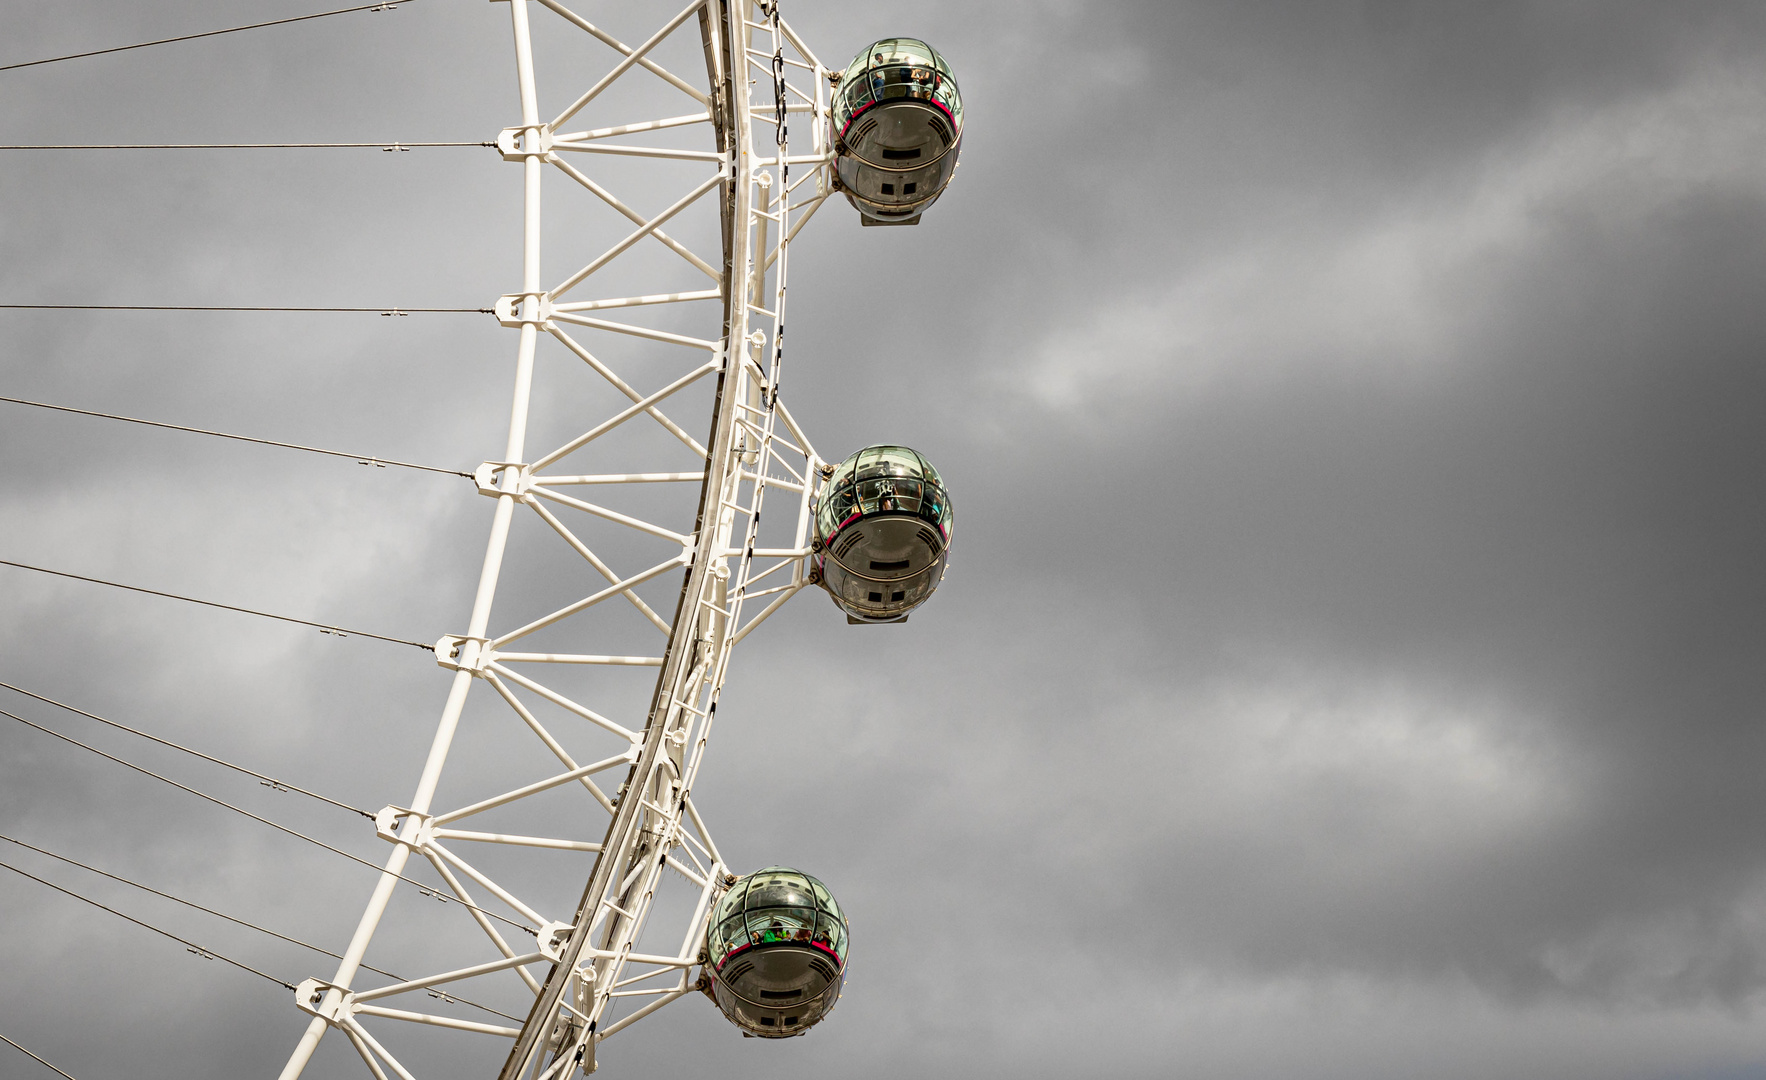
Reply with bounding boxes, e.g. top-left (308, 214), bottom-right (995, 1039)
top-left (374, 805), bottom-right (436, 849)
top-left (496, 125), bottom-right (553, 162)
top-left (434, 634), bottom-right (492, 673)
top-left (536, 920), bottom-right (576, 962)
top-left (494, 293), bottom-right (551, 328)
top-left (294, 978), bottom-right (354, 1025)
top-left (473, 461), bottom-right (532, 498)
top-left (544, 1012), bottom-right (582, 1056)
